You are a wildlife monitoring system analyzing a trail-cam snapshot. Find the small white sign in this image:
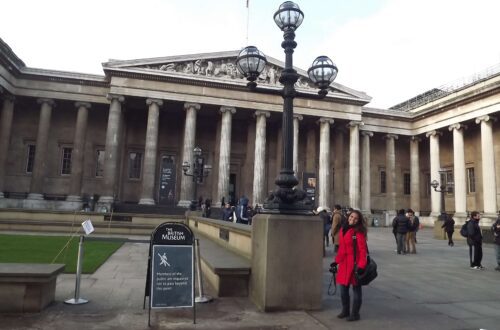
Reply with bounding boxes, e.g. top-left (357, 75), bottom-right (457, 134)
top-left (82, 219), bottom-right (94, 235)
